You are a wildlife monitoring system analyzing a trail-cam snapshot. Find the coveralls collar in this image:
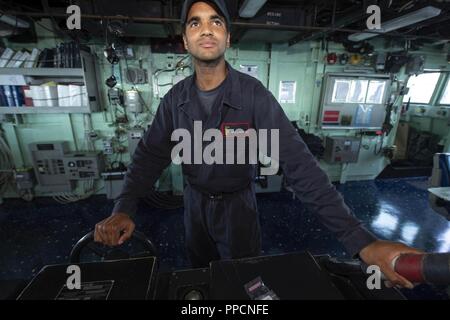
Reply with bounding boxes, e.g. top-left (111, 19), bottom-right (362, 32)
top-left (176, 60), bottom-right (242, 110)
